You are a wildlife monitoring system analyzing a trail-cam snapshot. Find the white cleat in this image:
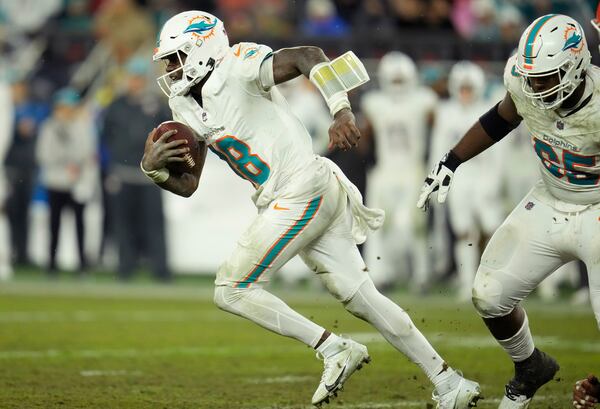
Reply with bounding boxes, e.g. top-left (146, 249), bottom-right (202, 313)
top-left (311, 339), bottom-right (370, 407)
top-left (432, 374), bottom-right (482, 409)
